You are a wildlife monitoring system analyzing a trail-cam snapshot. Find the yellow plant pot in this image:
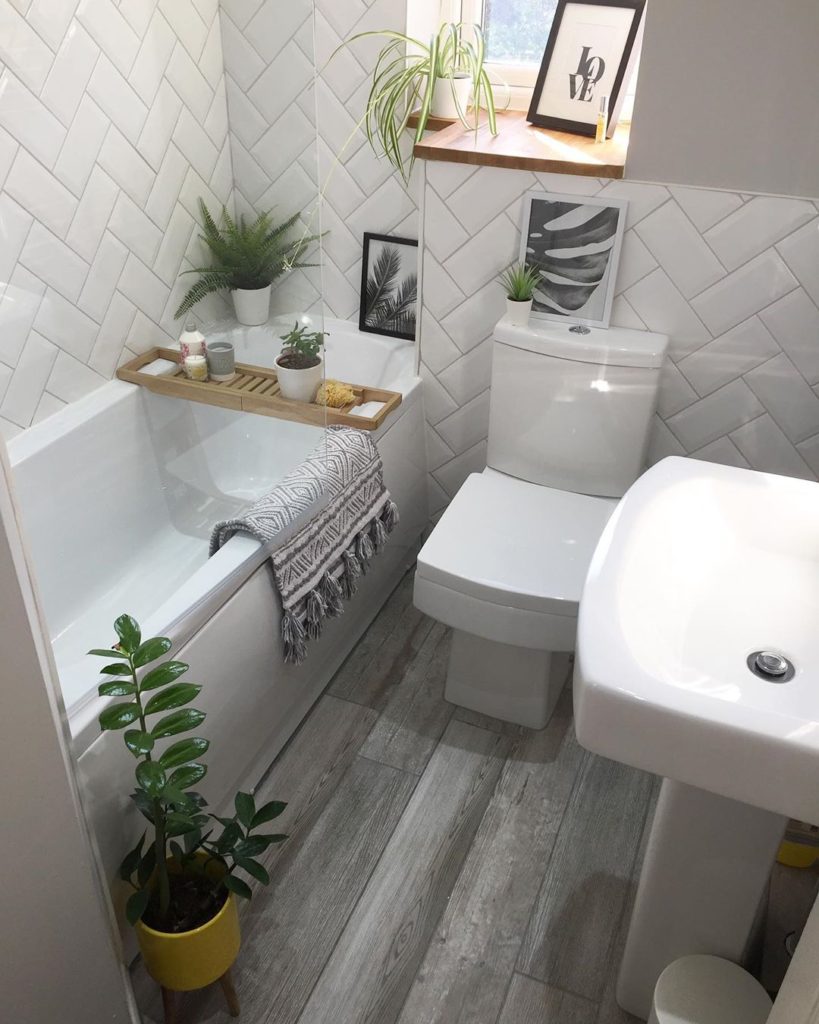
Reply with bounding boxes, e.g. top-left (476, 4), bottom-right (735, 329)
top-left (136, 857), bottom-right (241, 991)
